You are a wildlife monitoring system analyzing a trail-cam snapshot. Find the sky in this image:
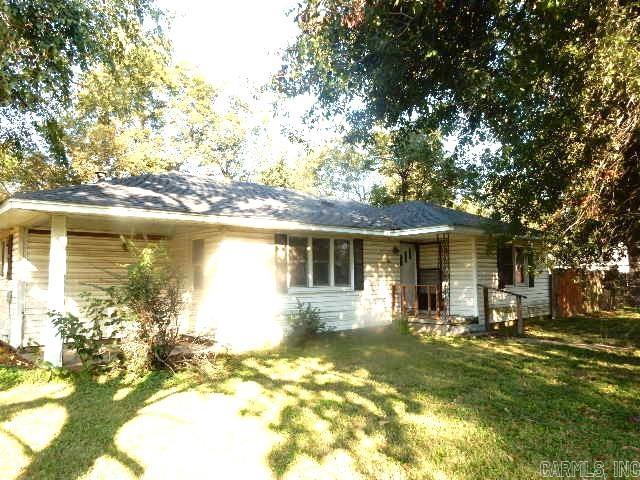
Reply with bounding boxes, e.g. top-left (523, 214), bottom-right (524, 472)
top-left (155, 0), bottom-right (341, 176)
top-left (157, 0), bottom-right (299, 90)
